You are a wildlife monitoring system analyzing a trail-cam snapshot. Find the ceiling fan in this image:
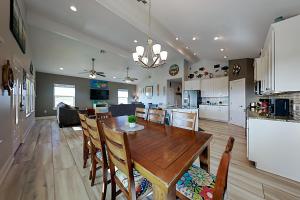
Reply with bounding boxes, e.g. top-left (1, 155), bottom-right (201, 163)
top-left (124, 67), bottom-right (138, 83)
top-left (79, 58), bottom-right (105, 79)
